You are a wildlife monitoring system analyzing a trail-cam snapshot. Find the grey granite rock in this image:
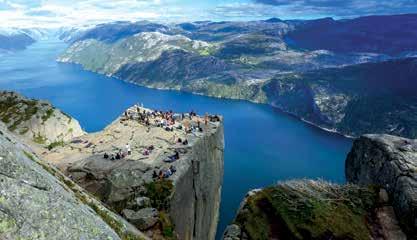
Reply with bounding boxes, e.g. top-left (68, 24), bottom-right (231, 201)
top-left (0, 123), bottom-right (121, 240)
top-left (346, 134), bottom-right (417, 236)
top-left (122, 208), bottom-right (159, 231)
